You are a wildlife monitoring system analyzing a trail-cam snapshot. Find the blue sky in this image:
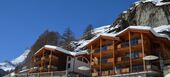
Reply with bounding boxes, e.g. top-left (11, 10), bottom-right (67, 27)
top-left (0, 0), bottom-right (138, 62)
